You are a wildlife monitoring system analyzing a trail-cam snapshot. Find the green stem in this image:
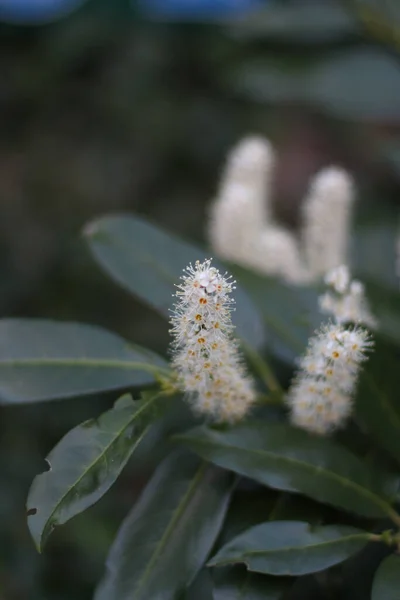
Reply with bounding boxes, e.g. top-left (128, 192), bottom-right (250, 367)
top-left (374, 528), bottom-right (400, 549)
top-left (257, 393), bottom-right (284, 406)
top-left (242, 342), bottom-right (283, 397)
